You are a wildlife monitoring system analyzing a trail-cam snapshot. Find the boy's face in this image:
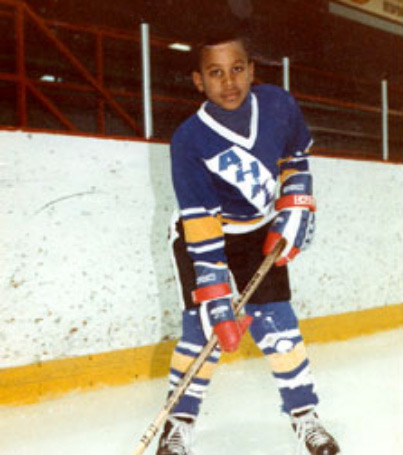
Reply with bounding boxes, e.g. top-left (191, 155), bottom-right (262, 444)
top-left (192, 40), bottom-right (254, 111)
